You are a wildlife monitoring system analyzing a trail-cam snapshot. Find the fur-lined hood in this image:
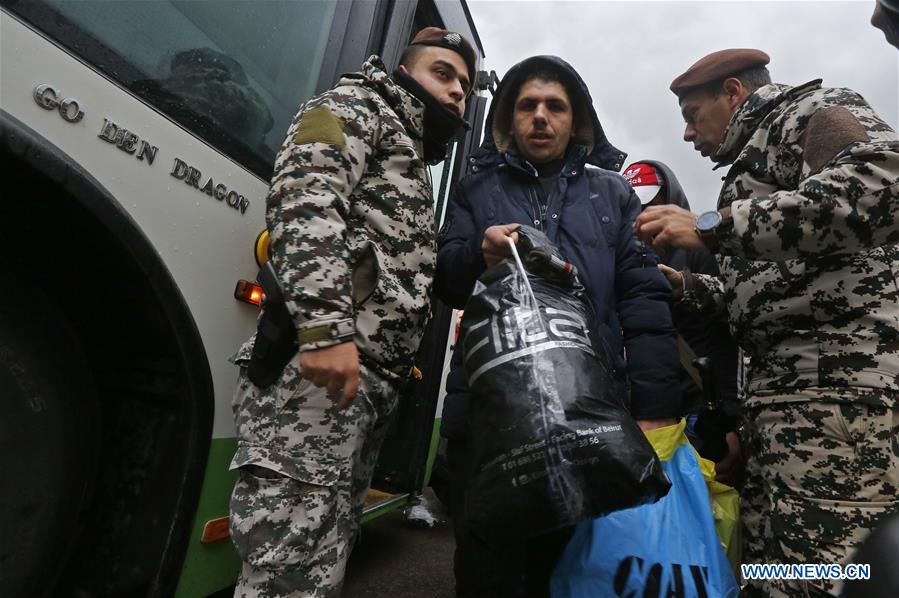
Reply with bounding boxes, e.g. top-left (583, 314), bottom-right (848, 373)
top-left (475, 55), bottom-right (626, 172)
